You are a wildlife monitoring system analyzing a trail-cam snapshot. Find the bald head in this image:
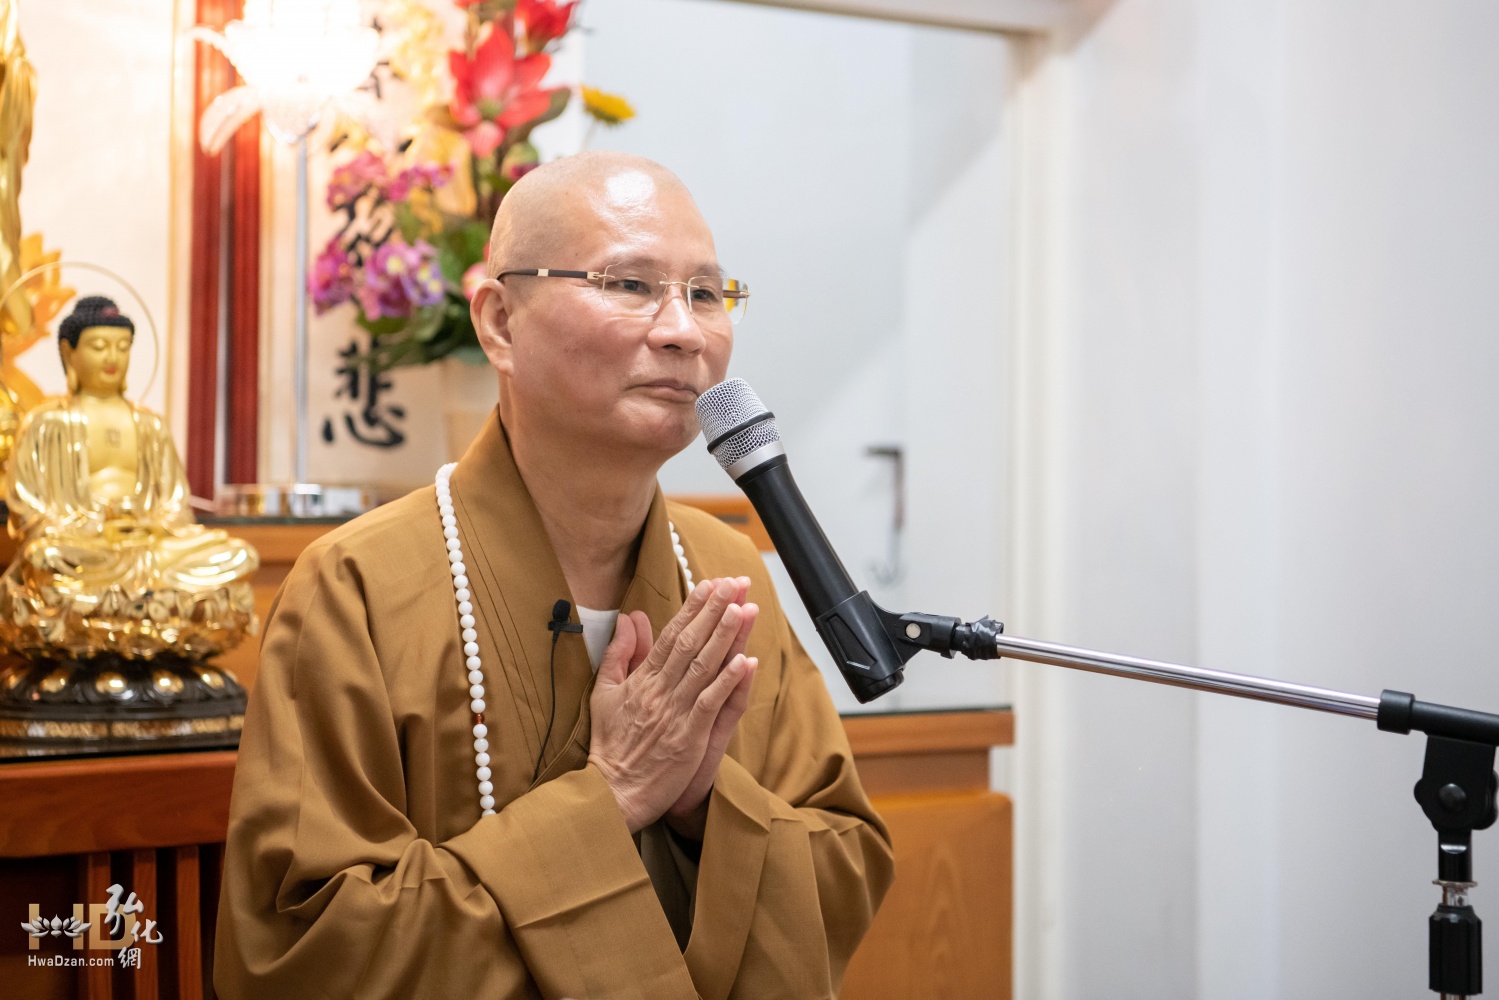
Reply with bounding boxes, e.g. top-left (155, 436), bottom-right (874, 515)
top-left (486, 151), bottom-right (694, 276)
top-left (470, 149), bottom-right (731, 468)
